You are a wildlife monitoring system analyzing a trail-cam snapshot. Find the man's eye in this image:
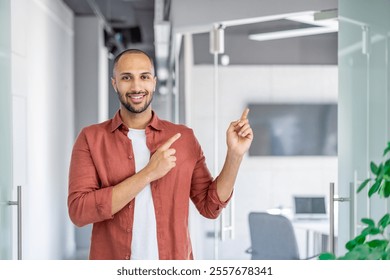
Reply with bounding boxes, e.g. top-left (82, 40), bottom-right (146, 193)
top-left (141, 75), bottom-right (150, 80)
top-left (122, 76), bottom-right (130, 80)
